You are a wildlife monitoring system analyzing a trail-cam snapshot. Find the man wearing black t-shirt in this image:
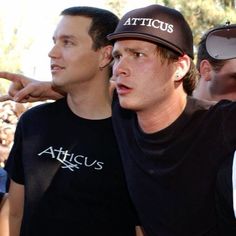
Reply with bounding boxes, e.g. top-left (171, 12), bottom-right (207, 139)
top-left (106, 5), bottom-right (236, 235)
top-left (1, 4), bottom-right (236, 236)
top-left (0, 7), bottom-right (141, 236)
